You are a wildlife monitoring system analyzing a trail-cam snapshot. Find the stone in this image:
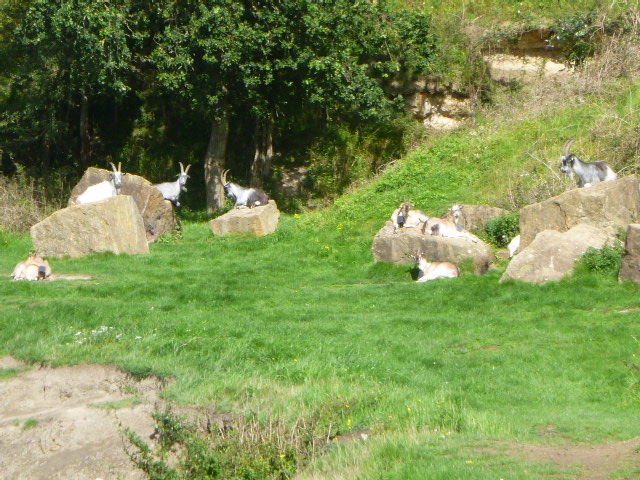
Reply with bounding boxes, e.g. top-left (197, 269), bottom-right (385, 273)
top-left (456, 204), bottom-right (511, 231)
top-left (69, 167), bottom-right (177, 242)
top-left (31, 195), bottom-right (149, 258)
top-left (210, 200), bottom-right (280, 237)
top-left (372, 221), bottom-right (495, 274)
top-left (519, 175), bottom-right (640, 250)
top-left (500, 224), bottom-right (608, 284)
top-left (619, 224), bottom-right (640, 284)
